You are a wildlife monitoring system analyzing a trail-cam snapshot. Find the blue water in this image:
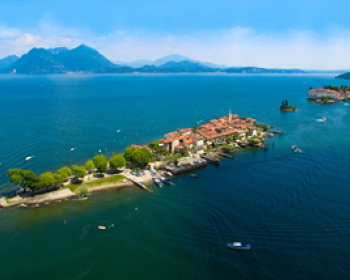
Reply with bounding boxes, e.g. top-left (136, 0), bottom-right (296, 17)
top-left (1, 73), bottom-right (350, 279)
